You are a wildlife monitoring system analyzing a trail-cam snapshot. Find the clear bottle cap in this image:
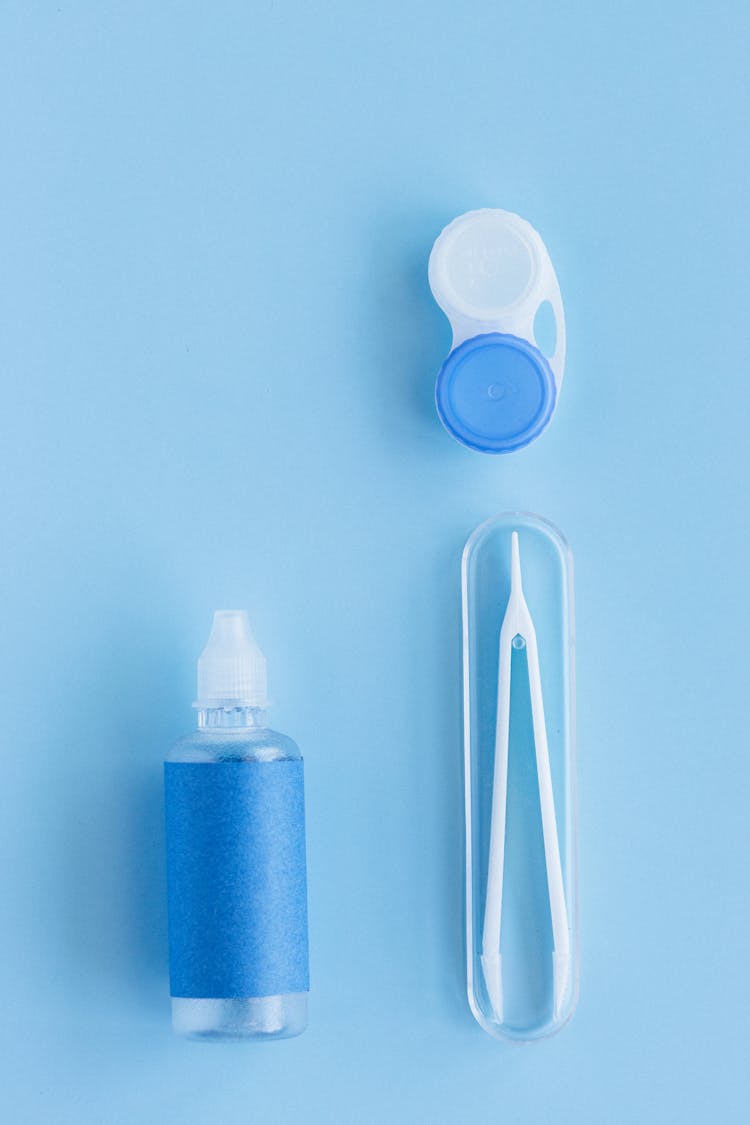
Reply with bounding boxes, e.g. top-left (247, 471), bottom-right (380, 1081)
top-left (195, 610), bottom-right (268, 709)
